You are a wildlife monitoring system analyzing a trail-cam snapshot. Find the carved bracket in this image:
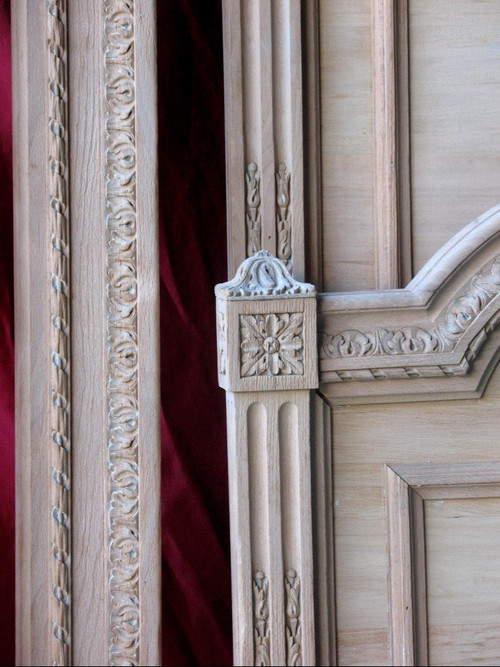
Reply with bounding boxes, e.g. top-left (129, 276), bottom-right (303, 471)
top-left (215, 251), bottom-right (318, 392)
